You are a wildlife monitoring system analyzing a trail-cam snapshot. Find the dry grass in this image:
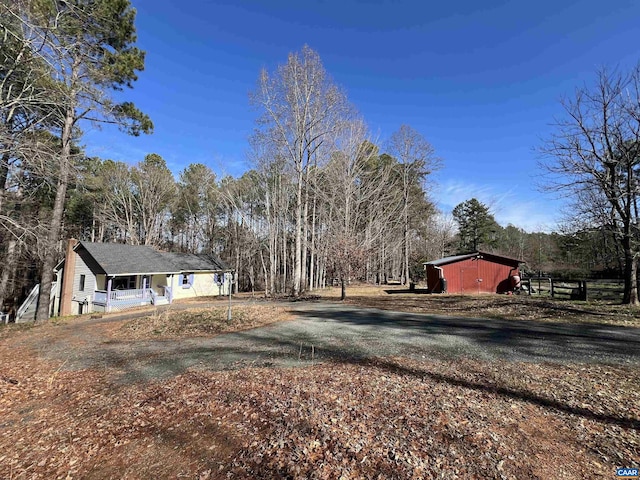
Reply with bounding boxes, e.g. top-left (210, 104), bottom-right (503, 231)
top-left (316, 284), bottom-right (640, 327)
top-left (315, 284), bottom-right (393, 298)
top-left (114, 304), bottom-right (294, 340)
